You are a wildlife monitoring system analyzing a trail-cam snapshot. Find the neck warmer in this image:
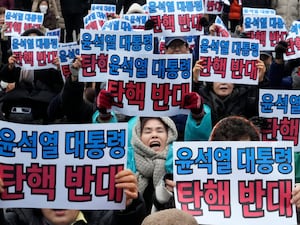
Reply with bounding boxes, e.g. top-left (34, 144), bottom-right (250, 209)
top-left (131, 117), bottom-right (178, 194)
